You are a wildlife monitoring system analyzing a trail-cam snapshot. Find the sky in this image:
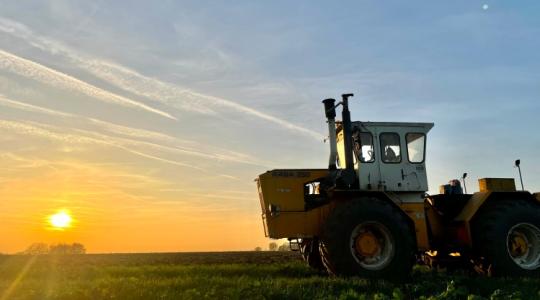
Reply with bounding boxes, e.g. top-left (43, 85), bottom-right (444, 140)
top-left (0, 1), bottom-right (539, 253)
